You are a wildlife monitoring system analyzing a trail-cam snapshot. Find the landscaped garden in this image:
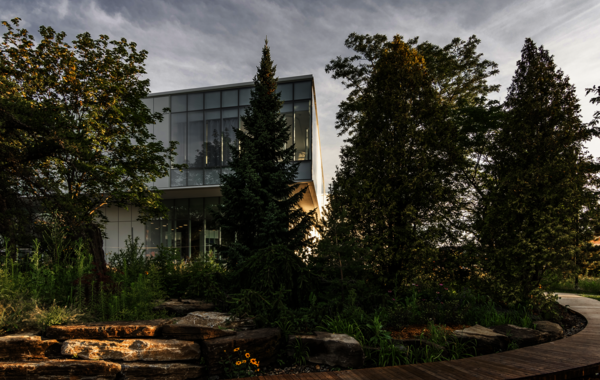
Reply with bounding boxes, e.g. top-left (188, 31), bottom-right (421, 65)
top-left (1, 17), bottom-right (600, 380)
